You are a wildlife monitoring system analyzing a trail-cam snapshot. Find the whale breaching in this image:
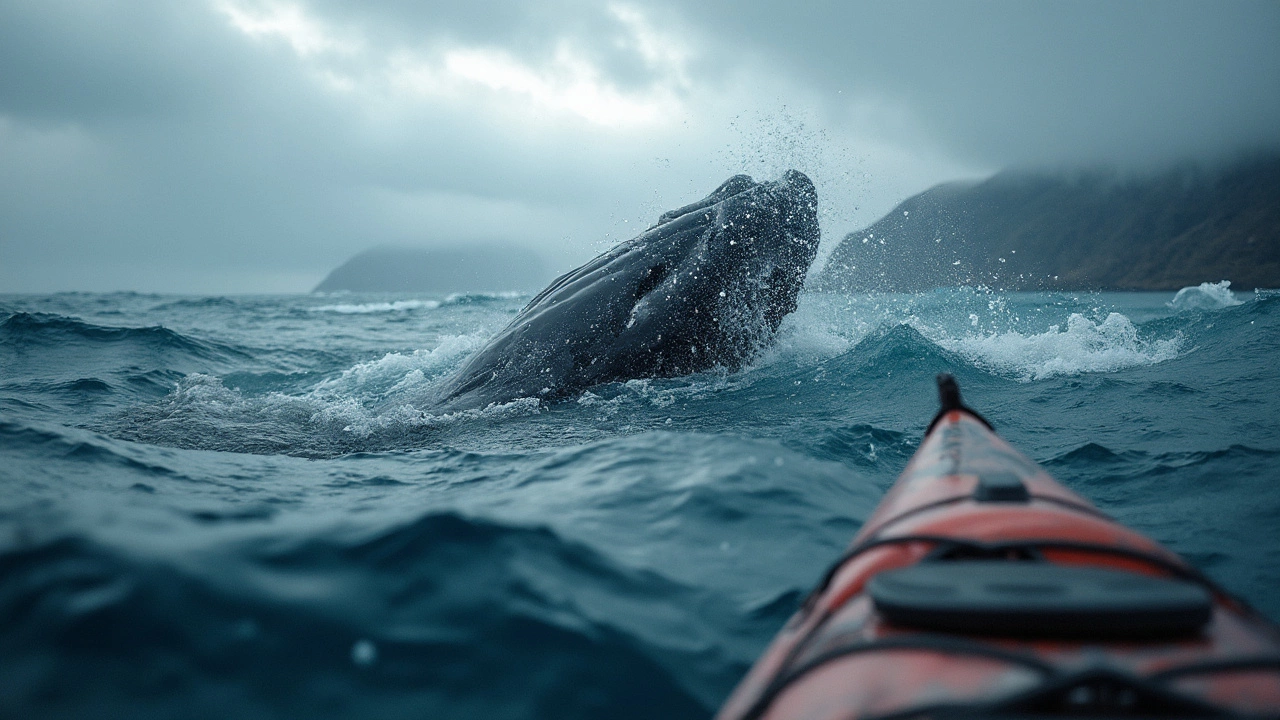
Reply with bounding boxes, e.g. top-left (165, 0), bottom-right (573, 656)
top-left (435, 170), bottom-right (820, 411)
